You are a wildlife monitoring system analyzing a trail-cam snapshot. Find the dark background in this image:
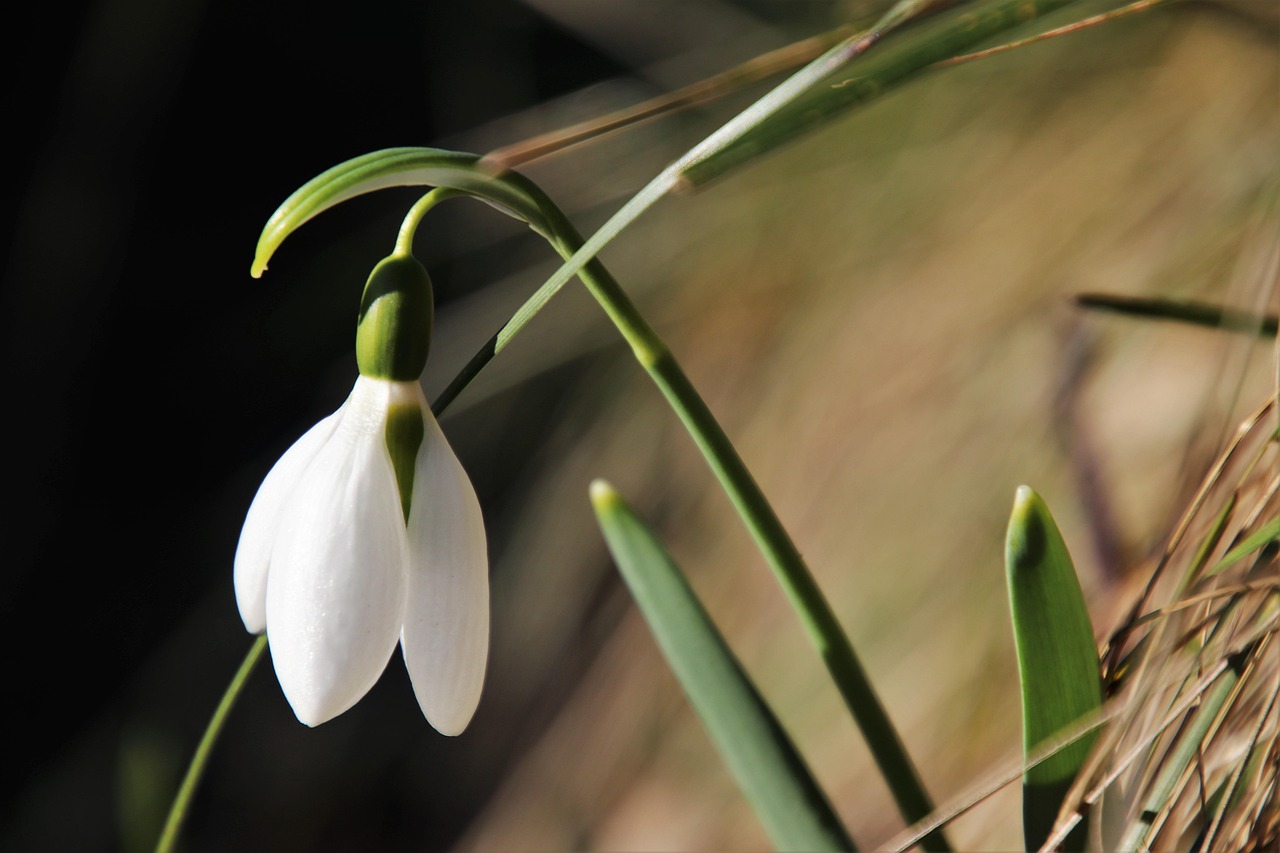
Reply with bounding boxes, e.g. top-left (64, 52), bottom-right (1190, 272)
top-left (3, 1), bottom-right (639, 849)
